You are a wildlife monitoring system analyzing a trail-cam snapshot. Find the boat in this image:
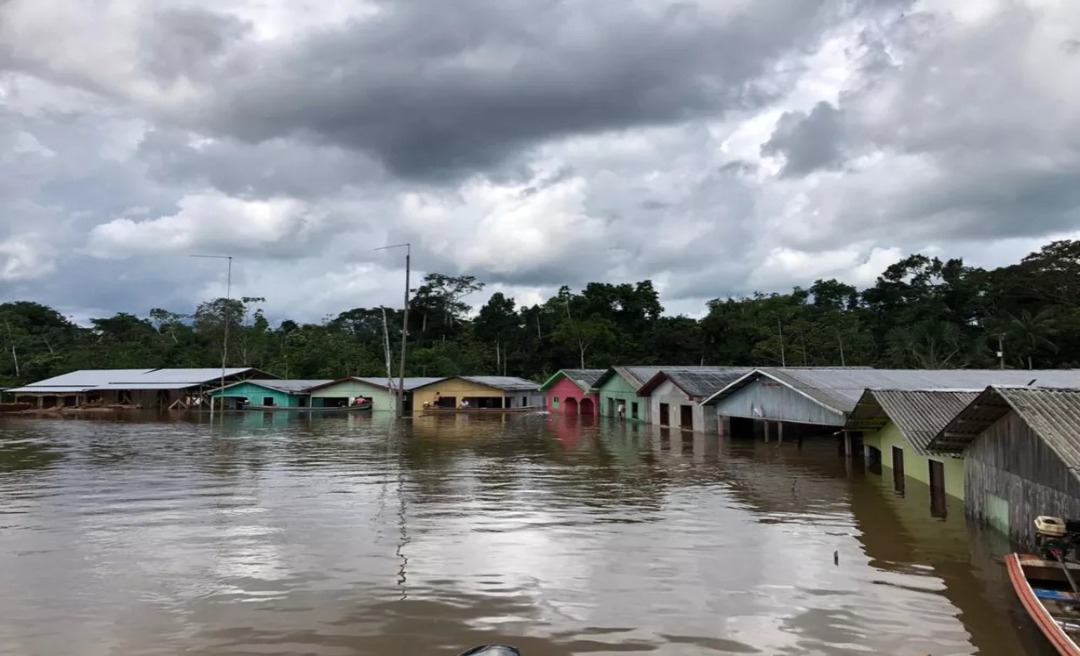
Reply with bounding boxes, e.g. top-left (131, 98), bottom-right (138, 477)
top-left (1008, 516), bottom-right (1080, 655)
